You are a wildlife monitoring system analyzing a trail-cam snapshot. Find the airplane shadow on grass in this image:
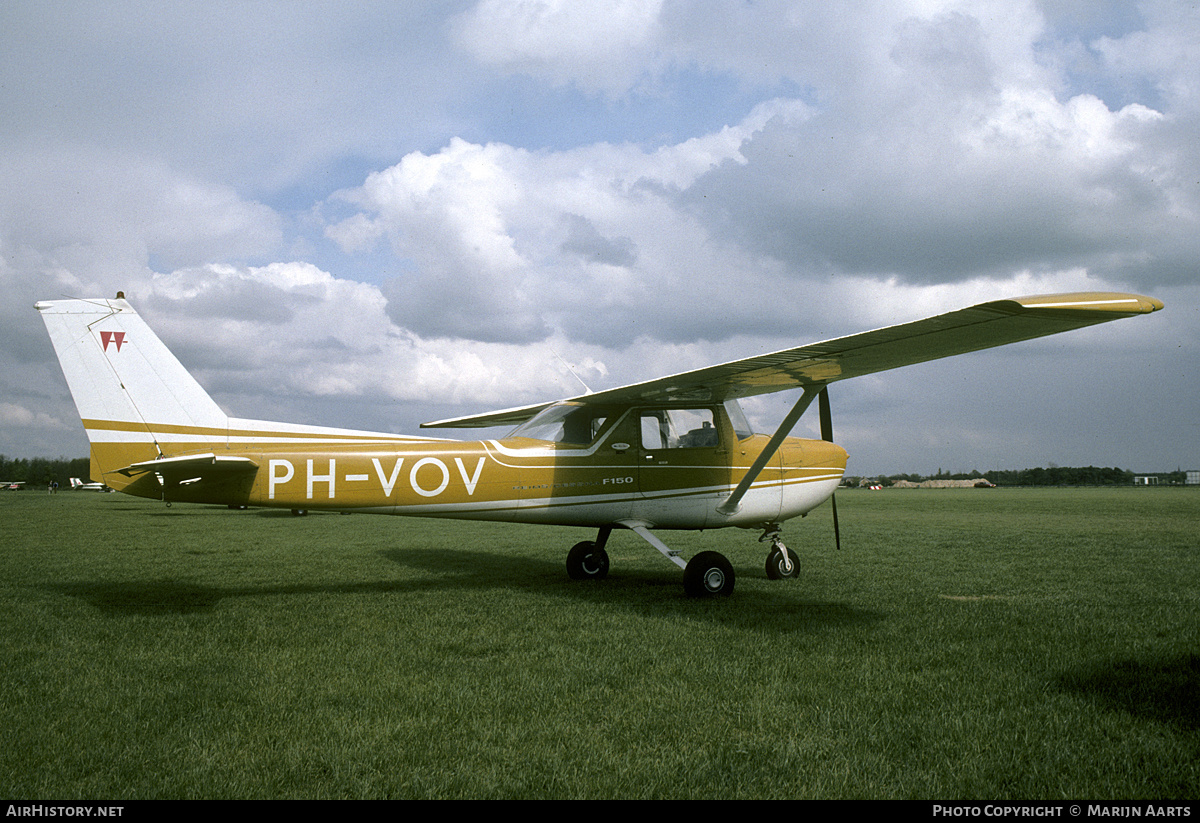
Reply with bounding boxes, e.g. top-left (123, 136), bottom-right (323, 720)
top-left (378, 547), bottom-right (878, 628)
top-left (45, 545), bottom-right (878, 631)
top-left (1058, 654), bottom-right (1200, 733)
